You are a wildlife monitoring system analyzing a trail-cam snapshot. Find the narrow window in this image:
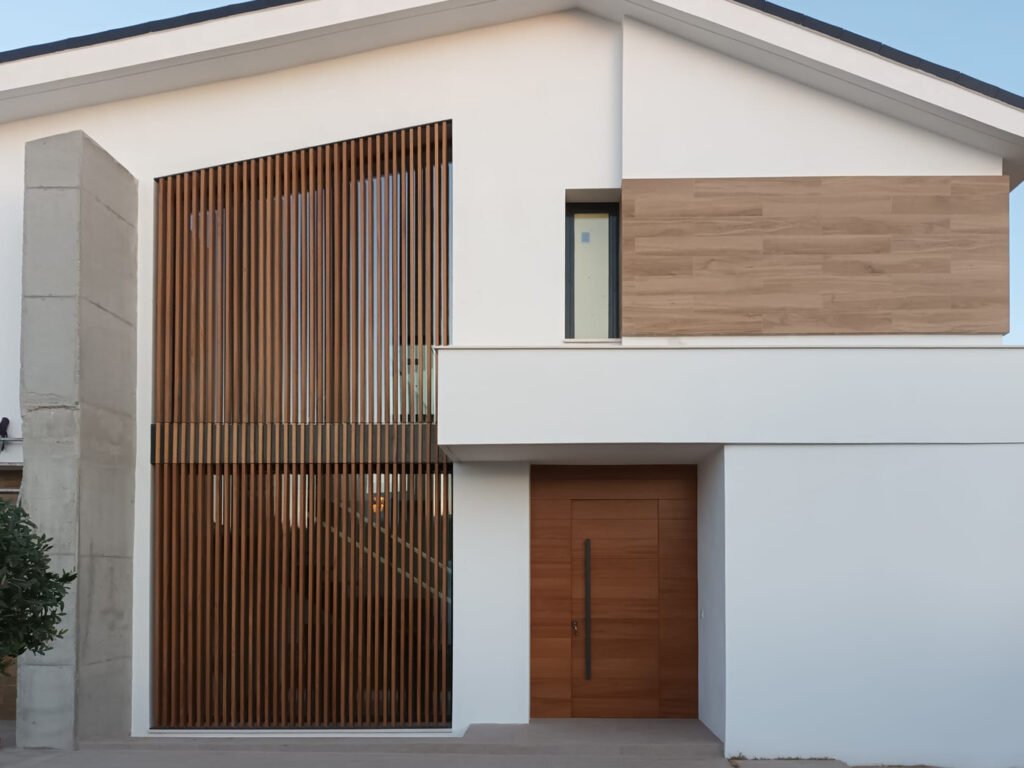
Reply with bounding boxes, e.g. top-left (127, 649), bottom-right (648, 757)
top-left (566, 203), bottom-right (620, 339)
